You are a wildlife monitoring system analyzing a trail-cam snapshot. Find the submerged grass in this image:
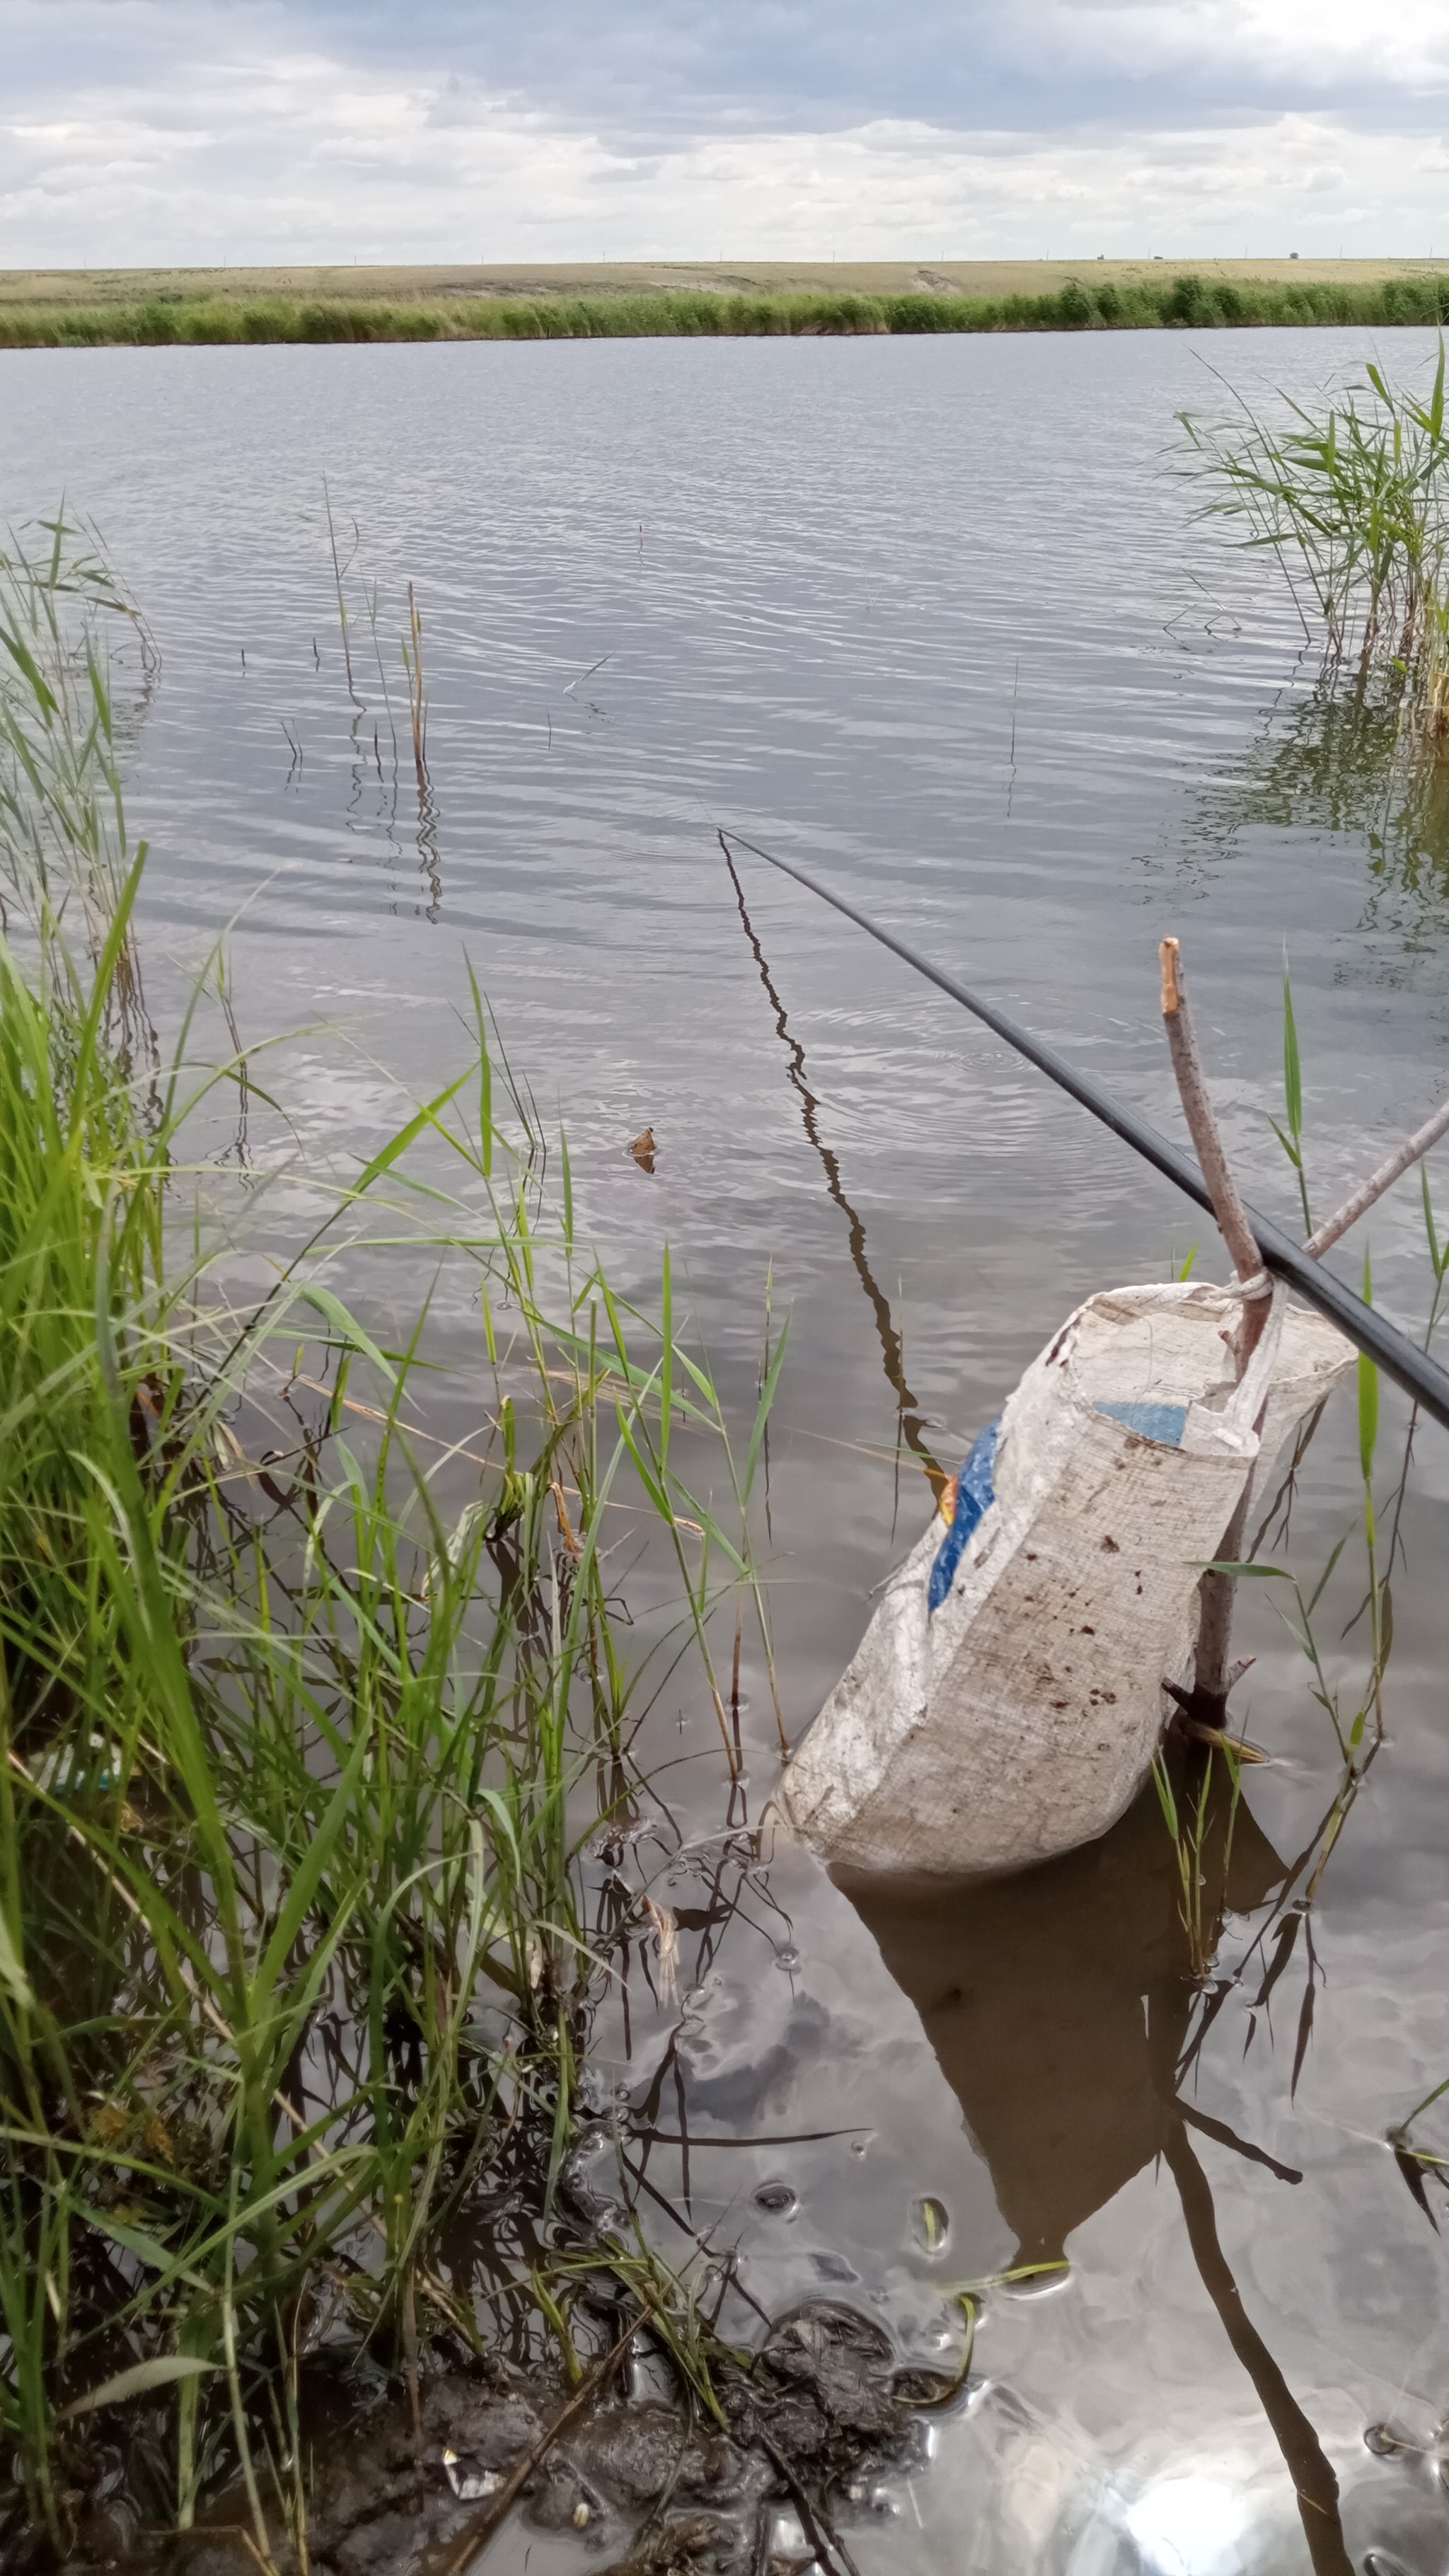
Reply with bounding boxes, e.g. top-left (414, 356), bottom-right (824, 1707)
top-left (8, 275), bottom-right (1449, 349)
top-left (0, 525), bottom-right (784, 2561)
